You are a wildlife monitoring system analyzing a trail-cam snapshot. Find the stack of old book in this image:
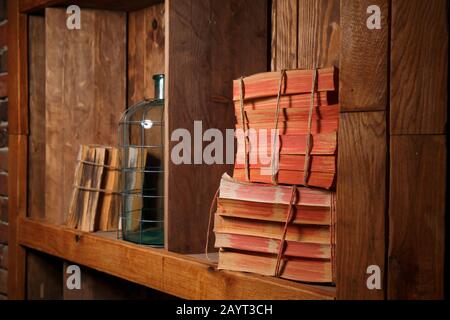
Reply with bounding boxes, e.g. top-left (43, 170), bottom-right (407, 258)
top-left (213, 67), bottom-right (338, 283)
top-left (233, 67), bottom-right (337, 189)
top-left (66, 145), bottom-right (122, 232)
